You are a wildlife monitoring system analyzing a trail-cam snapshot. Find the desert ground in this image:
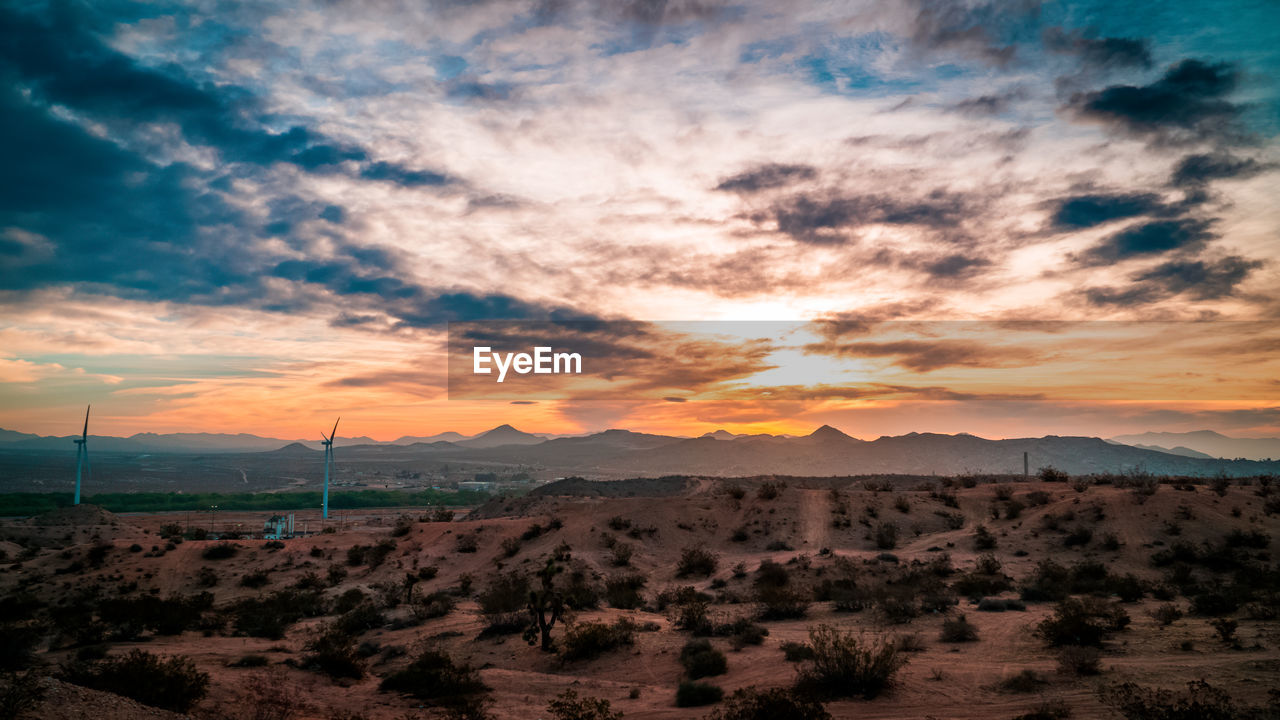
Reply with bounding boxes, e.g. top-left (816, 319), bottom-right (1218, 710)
top-left (2, 474), bottom-right (1278, 720)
